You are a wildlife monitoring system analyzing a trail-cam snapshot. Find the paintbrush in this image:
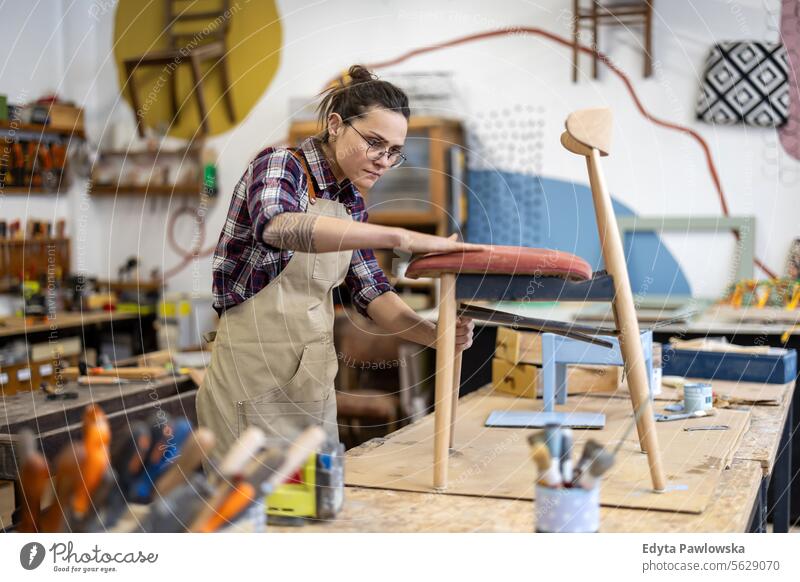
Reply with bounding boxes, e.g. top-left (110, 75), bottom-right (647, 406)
top-left (560, 428), bottom-right (574, 484)
top-left (574, 439), bottom-right (604, 480)
top-left (529, 441), bottom-right (561, 487)
top-left (576, 450), bottom-right (614, 490)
